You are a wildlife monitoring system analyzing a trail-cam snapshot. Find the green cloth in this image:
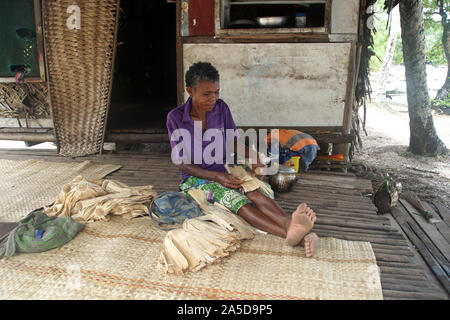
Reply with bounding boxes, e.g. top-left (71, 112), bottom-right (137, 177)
top-left (179, 176), bottom-right (275, 214)
top-left (0, 210), bottom-right (84, 257)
